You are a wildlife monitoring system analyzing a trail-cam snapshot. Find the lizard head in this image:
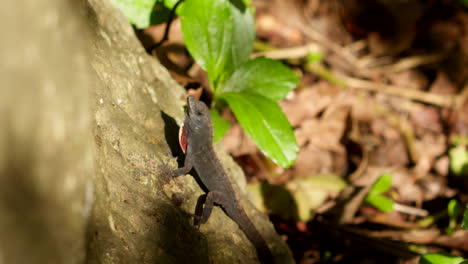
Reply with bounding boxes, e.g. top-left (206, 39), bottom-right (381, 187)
top-left (186, 96), bottom-right (211, 125)
top-left (178, 96), bottom-right (213, 153)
